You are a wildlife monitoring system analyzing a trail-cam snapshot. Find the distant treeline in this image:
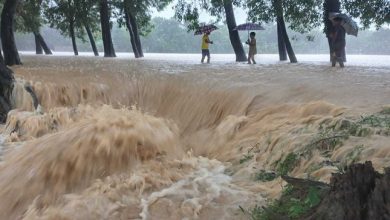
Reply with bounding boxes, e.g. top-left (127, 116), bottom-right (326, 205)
top-left (15, 17), bottom-right (390, 55)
